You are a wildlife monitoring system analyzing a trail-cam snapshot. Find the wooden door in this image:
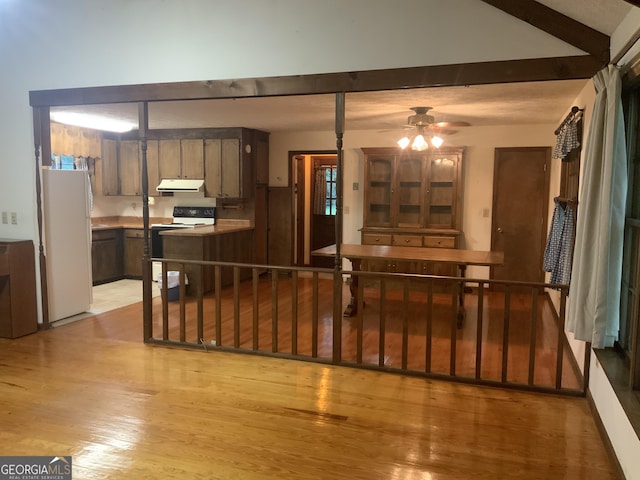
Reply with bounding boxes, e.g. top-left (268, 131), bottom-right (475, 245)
top-left (491, 147), bottom-right (550, 286)
top-left (255, 185), bottom-right (268, 265)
